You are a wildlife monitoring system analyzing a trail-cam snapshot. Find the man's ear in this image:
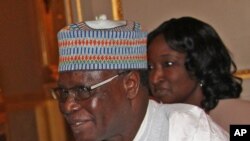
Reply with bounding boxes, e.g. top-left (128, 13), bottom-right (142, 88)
top-left (123, 71), bottom-right (140, 99)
